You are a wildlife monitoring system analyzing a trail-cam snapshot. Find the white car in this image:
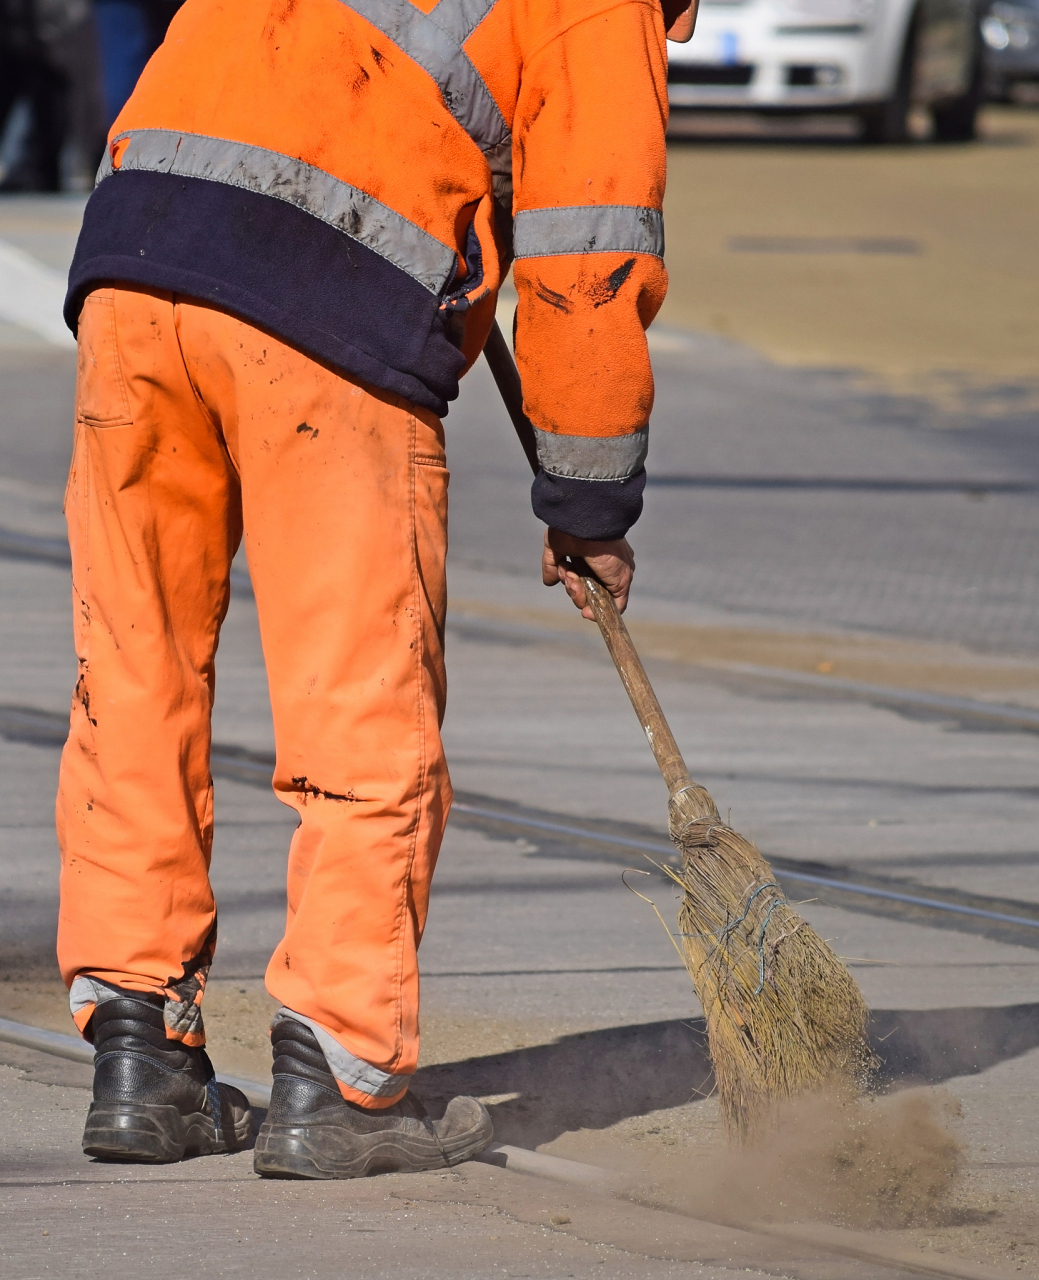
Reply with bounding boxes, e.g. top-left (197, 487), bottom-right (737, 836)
top-left (667, 0), bottom-right (984, 140)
